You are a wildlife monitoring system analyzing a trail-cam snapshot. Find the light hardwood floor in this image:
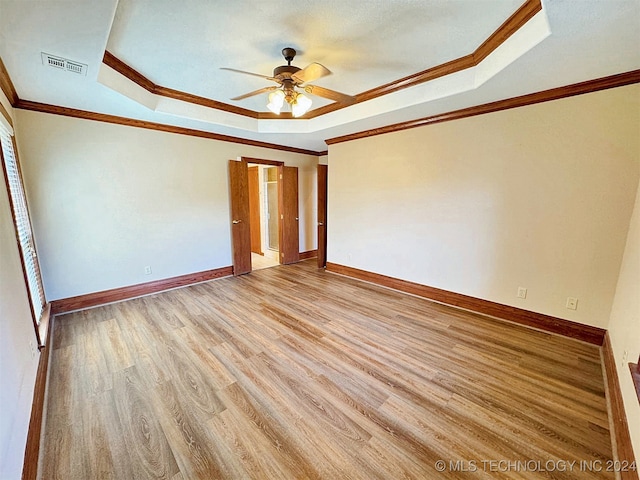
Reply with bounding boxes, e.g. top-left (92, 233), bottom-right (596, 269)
top-left (251, 251), bottom-right (279, 270)
top-left (42, 260), bottom-right (613, 479)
